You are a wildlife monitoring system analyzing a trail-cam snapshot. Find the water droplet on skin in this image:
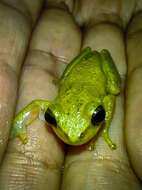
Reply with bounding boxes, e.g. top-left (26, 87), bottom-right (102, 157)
top-left (93, 152), bottom-right (98, 157)
top-left (97, 155), bottom-right (104, 160)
